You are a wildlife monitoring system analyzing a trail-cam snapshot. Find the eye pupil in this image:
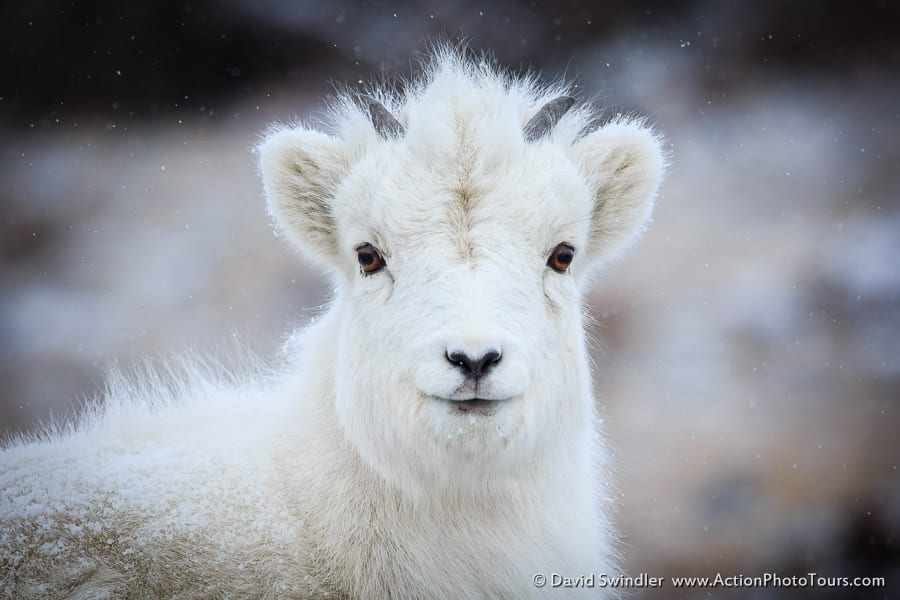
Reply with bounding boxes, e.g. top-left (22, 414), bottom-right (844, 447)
top-left (356, 243), bottom-right (385, 275)
top-left (547, 243), bottom-right (575, 273)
